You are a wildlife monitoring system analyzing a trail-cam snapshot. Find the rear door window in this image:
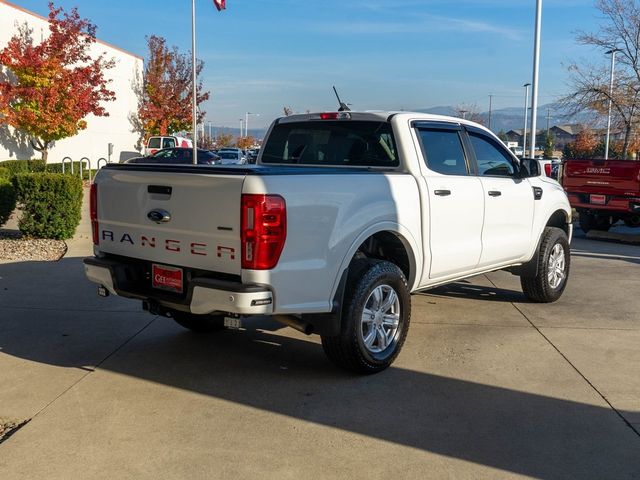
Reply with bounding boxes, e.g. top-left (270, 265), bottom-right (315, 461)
top-left (162, 137), bottom-right (176, 149)
top-left (147, 137), bottom-right (161, 149)
top-left (416, 128), bottom-right (469, 176)
top-left (261, 121), bottom-right (398, 167)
